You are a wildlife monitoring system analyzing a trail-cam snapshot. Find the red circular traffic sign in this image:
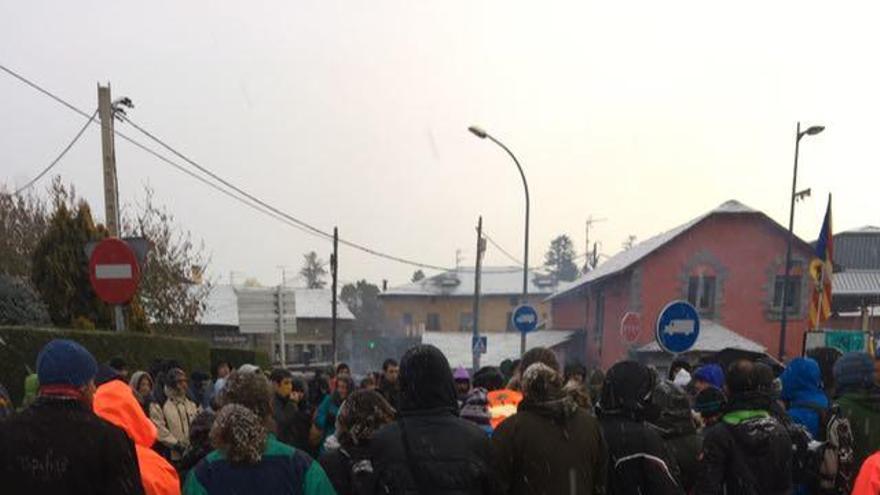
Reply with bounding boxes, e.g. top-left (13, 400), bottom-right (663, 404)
top-left (620, 312), bottom-right (642, 344)
top-left (89, 238), bottom-right (141, 304)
